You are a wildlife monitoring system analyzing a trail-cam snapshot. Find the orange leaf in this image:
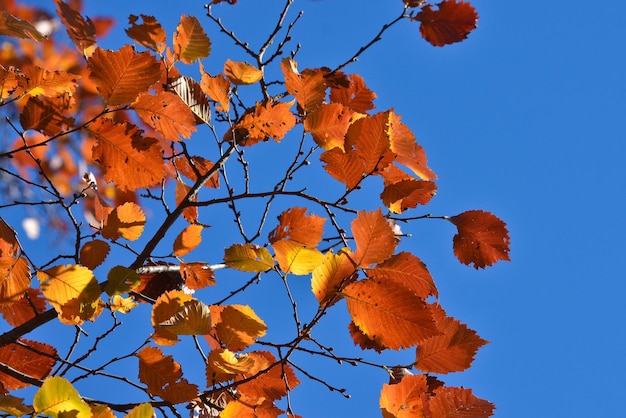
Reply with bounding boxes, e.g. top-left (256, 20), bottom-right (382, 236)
top-left (415, 303), bottom-right (488, 374)
top-left (345, 110), bottom-right (395, 174)
top-left (0, 218), bottom-right (19, 257)
top-left (180, 262), bottom-right (215, 290)
top-left (101, 202), bottom-right (146, 241)
top-left (381, 179), bottom-right (437, 214)
top-left (368, 252), bottom-right (438, 299)
top-left (200, 71), bottom-right (230, 113)
top-left (54, 0), bottom-right (96, 54)
top-left (175, 181), bottom-right (198, 223)
top-left (268, 207), bottom-right (326, 247)
top-left (174, 15), bottom-right (211, 64)
top-left (224, 243), bottom-right (274, 273)
top-left (0, 339), bottom-right (56, 391)
top-left (89, 119), bottom-right (167, 192)
top-left (151, 289), bottom-right (193, 345)
top-left (427, 386), bottom-right (495, 418)
top-left (173, 224), bottom-right (203, 256)
top-left (352, 209), bottom-right (396, 267)
top-left (173, 155), bottom-right (219, 188)
top-left (0, 256), bottom-right (31, 305)
top-left (380, 374), bottom-right (427, 418)
top-left (234, 100), bottom-right (296, 145)
top-left (19, 66), bottom-right (78, 98)
top-left (88, 45), bottom-right (161, 106)
top-left (0, 288), bottom-right (47, 327)
top-left (132, 91), bottom-right (197, 140)
top-left (236, 351), bottom-right (300, 401)
top-left (272, 240), bottom-right (324, 276)
top-left (304, 103), bottom-right (364, 151)
top-left (79, 239), bottom-right (110, 270)
top-left (320, 147), bottom-right (366, 189)
top-left (169, 75), bottom-right (212, 125)
top-left (280, 58), bottom-right (326, 113)
top-left (206, 348), bottom-right (256, 385)
top-left (211, 304), bottom-right (267, 352)
top-left (449, 210), bottom-right (510, 269)
top-left (348, 321), bottom-right (386, 353)
top-left (0, 11), bottom-right (44, 41)
top-left (389, 113), bottom-right (436, 180)
top-left (137, 346), bottom-right (198, 404)
top-left (311, 250), bottom-right (357, 305)
top-left (343, 278), bottom-right (439, 349)
top-left (219, 396), bottom-right (283, 418)
top-left (0, 66), bottom-right (19, 99)
top-left (20, 95), bottom-right (75, 136)
top-left (329, 73), bottom-right (376, 113)
top-left (126, 14), bottom-right (167, 53)
top-left (414, 0), bottom-right (478, 47)
top-left (159, 299), bottom-right (212, 335)
top-left (224, 59), bottom-right (263, 85)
